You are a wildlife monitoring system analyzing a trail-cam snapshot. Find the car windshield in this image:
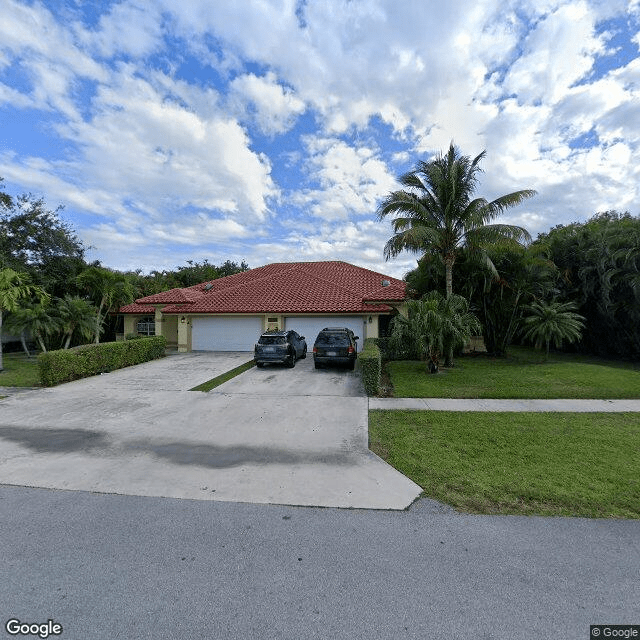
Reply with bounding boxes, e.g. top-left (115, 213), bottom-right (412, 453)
top-left (316, 333), bottom-right (349, 347)
top-left (259, 336), bottom-right (286, 345)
